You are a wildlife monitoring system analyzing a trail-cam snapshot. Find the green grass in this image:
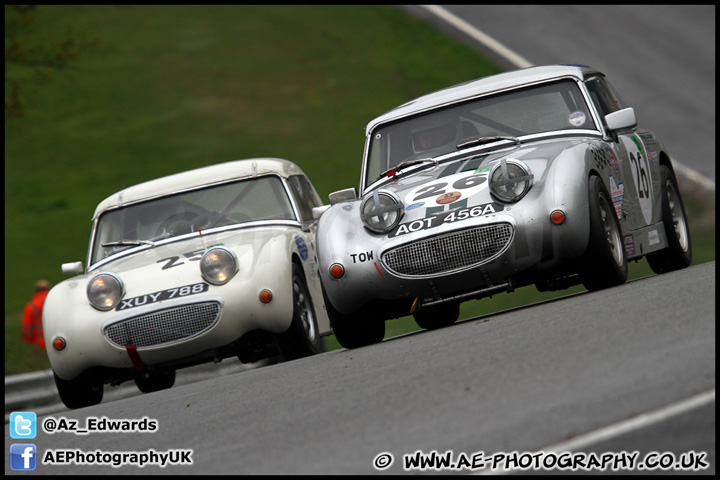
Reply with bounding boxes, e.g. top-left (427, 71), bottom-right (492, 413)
top-left (5, 5), bottom-right (714, 375)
